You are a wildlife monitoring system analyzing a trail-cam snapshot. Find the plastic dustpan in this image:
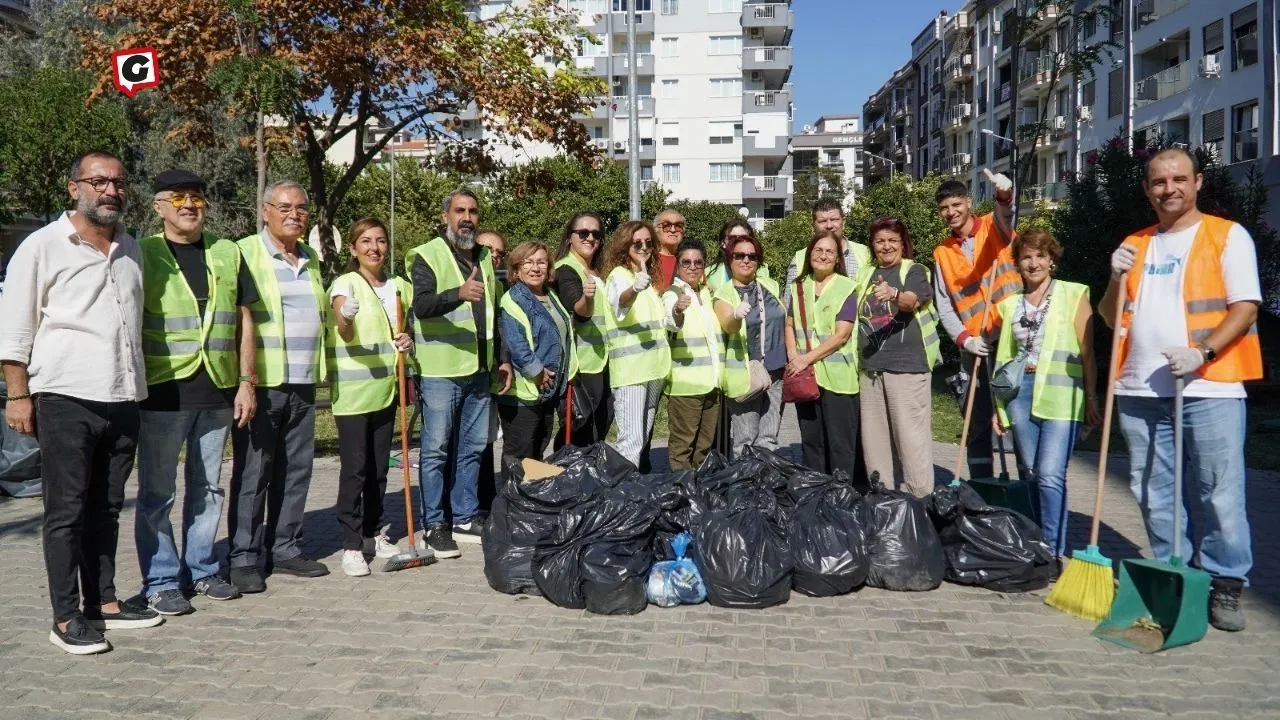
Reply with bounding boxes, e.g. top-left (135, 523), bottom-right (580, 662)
top-left (1093, 377), bottom-right (1210, 653)
top-left (966, 475), bottom-right (1040, 524)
